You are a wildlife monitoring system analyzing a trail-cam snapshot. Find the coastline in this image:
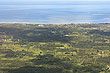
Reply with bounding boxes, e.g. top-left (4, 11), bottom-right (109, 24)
top-left (0, 22), bottom-right (110, 25)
